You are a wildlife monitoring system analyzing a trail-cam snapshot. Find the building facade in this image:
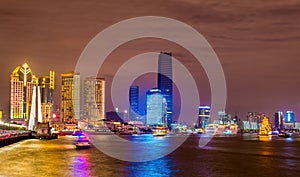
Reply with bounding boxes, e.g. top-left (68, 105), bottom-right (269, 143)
top-left (146, 88), bottom-right (167, 126)
top-left (198, 106), bottom-right (211, 128)
top-left (129, 86), bottom-right (139, 121)
top-left (39, 71), bottom-right (55, 123)
top-left (274, 111), bottom-right (284, 130)
top-left (83, 77), bottom-right (105, 122)
top-left (10, 63), bottom-right (38, 122)
top-left (157, 52), bottom-right (173, 126)
top-left (60, 72), bottom-right (80, 122)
